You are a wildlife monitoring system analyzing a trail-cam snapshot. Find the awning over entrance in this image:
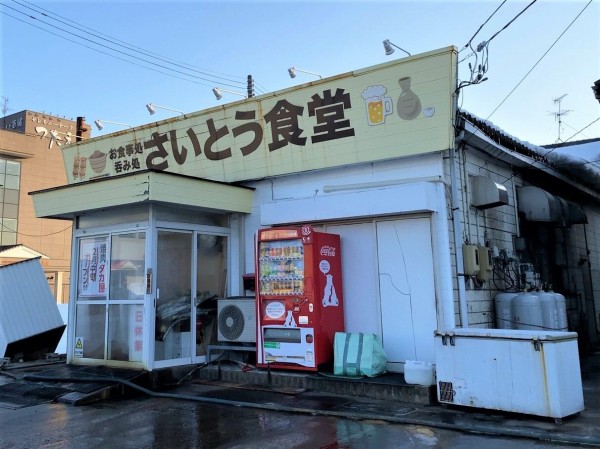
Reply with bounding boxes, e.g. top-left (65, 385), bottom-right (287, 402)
top-left (30, 170), bottom-right (254, 219)
top-left (517, 186), bottom-right (587, 225)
